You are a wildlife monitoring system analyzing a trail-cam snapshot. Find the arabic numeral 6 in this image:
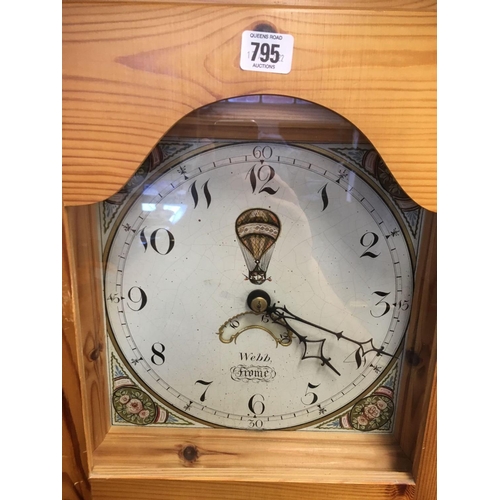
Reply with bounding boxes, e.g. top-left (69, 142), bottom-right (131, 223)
top-left (248, 394), bottom-right (265, 415)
